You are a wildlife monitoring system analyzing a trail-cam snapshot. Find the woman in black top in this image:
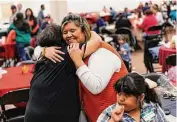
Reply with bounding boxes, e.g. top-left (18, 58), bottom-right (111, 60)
top-left (25, 24), bottom-right (80, 122)
top-left (25, 8), bottom-right (39, 37)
